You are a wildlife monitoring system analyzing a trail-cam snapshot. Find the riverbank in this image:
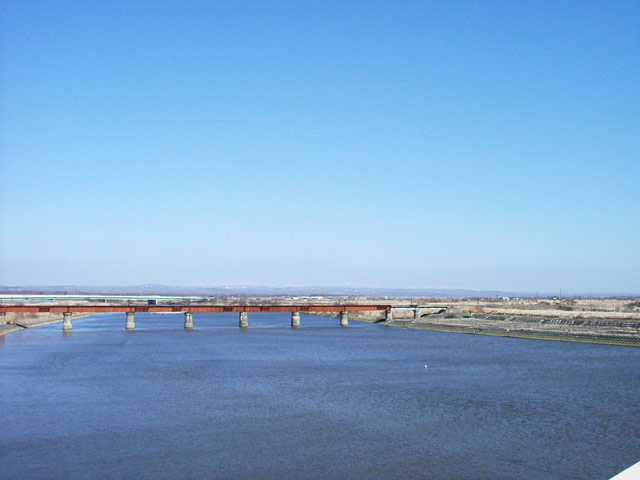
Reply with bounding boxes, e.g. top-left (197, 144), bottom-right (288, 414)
top-left (399, 308), bottom-right (639, 346)
top-left (385, 320), bottom-right (640, 347)
top-left (314, 306), bottom-right (640, 347)
top-left (0, 313), bottom-right (97, 336)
